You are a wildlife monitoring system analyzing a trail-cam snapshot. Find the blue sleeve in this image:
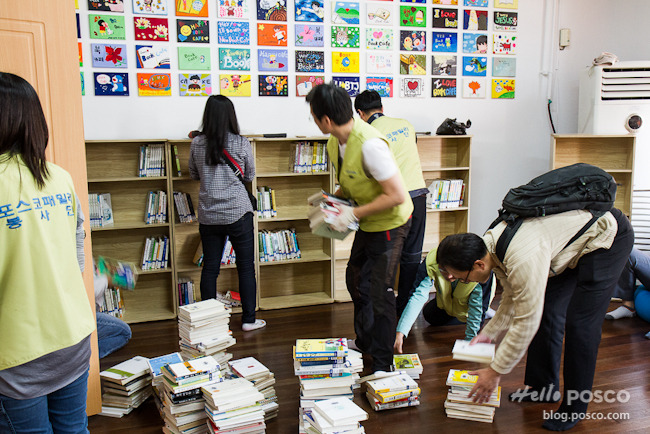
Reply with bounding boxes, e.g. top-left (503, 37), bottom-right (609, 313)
top-left (464, 284), bottom-right (484, 341)
top-left (397, 276), bottom-right (433, 337)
